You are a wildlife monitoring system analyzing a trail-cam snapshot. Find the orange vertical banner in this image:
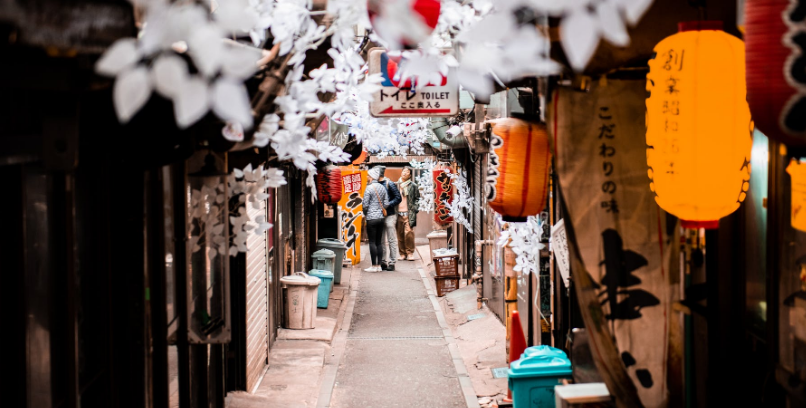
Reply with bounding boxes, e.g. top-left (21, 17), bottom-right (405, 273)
top-left (337, 166), bottom-right (368, 265)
